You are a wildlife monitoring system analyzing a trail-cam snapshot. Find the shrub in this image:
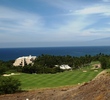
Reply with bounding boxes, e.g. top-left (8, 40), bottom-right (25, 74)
top-left (0, 76), bottom-right (21, 94)
top-left (99, 57), bottom-right (110, 69)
